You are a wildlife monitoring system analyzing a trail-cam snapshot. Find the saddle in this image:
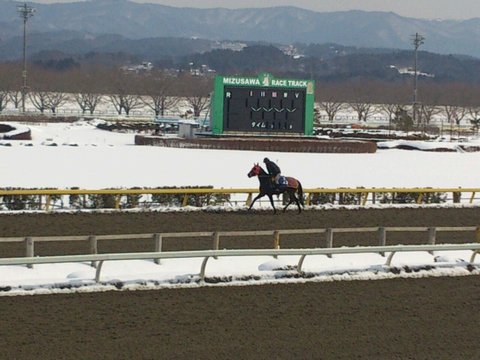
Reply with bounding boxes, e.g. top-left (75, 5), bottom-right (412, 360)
top-left (278, 176), bottom-right (288, 187)
top-left (271, 176), bottom-right (288, 190)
